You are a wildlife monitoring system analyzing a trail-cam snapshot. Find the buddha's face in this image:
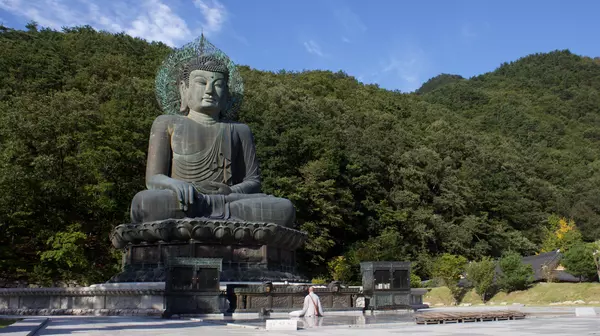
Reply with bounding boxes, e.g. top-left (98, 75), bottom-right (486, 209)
top-left (181, 69), bottom-right (227, 118)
